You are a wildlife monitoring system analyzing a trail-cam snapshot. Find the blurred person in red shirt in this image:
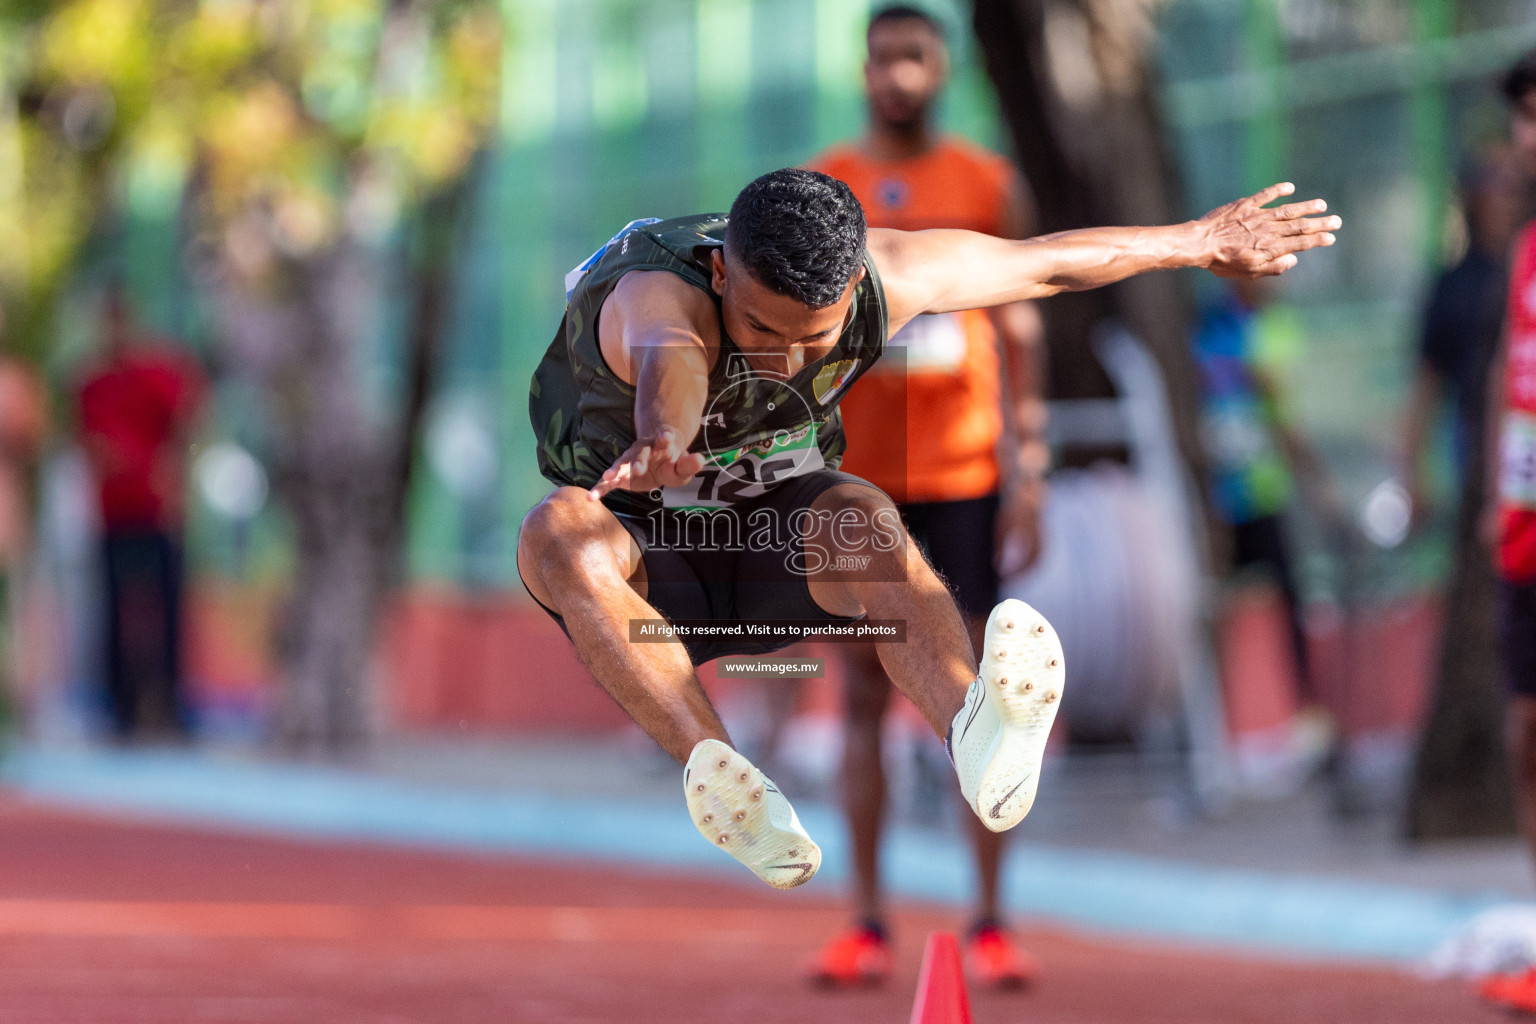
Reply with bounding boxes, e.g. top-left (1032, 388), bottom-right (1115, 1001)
top-left (1490, 55), bottom-right (1536, 860)
top-left (802, 4), bottom-right (1046, 991)
top-left (77, 286), bottom-right (204, 740)
top-left (1475, 49), bottom-right (1536, 1017)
